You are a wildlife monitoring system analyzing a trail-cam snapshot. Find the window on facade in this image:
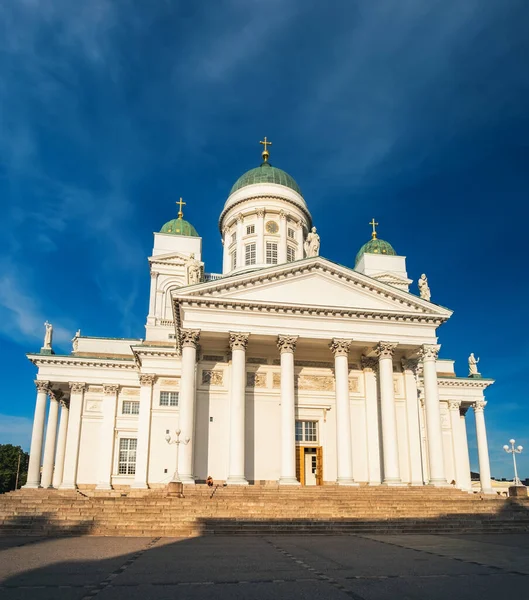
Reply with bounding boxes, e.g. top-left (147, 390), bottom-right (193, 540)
top-left (245, 243), bottom-right (256, 265)
top-left (231, 231), bottom-right (237, 244)
top-left (295, 420), bottom-right (318, 443)
top-left (160, 391), bottom-right (179, 407)
top-left (118, 438), bottom-right (137, 475)
top-left (266, 242), bottom-right (278, 264)
top-left (122, 400), bottom-right (139, 415)
top-left (231, 251), bottom-right (237, 270)
top-left (288, 227), bottom-right (295, 239)
top-left (287, 245), bottom-right (296, 263)
top-left (246, 224), bottom-right (255, 235)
